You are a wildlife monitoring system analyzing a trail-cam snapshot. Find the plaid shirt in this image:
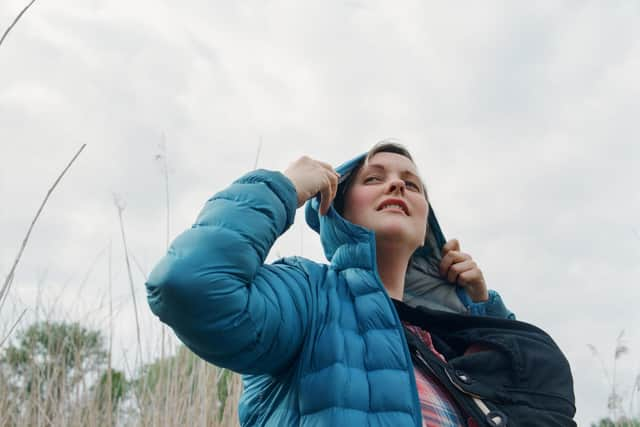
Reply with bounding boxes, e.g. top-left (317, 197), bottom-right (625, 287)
top-left (405, 324), bottom-right (466, 427)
